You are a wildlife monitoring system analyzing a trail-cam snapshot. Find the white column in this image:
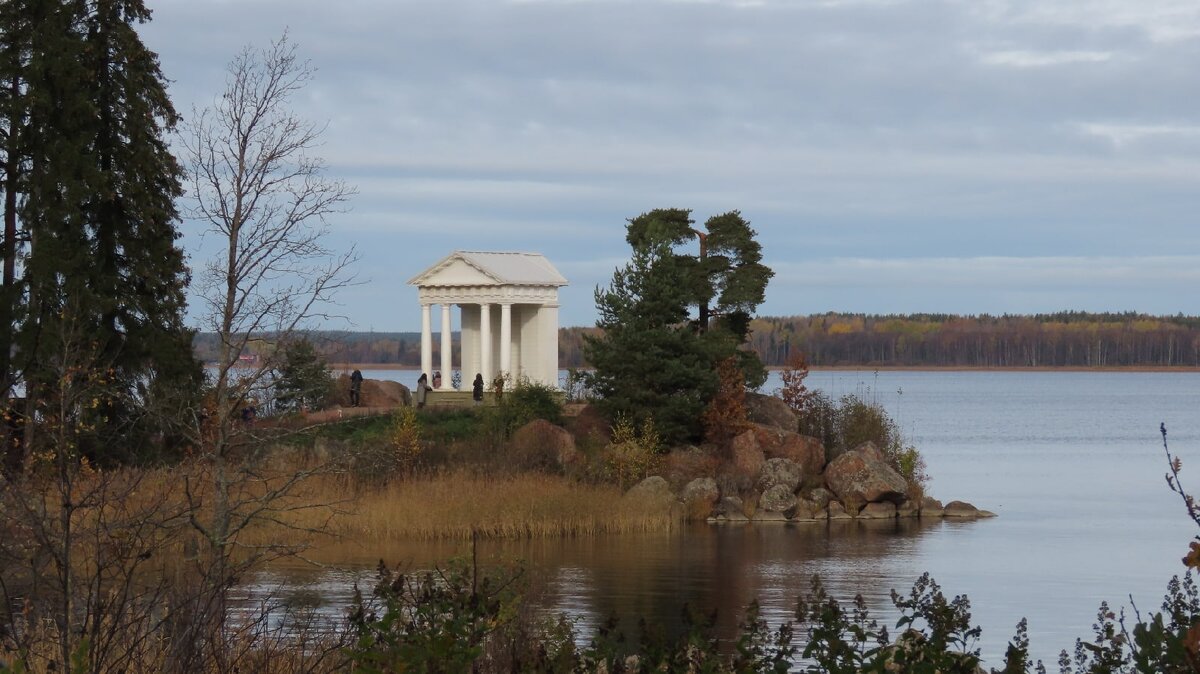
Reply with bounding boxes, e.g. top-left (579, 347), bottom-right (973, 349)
top-left (440, 303), bottom-right (452, 389)
top-left (420, 303), bottom-right (433, 379)
top-left (459, 304), bottom-right (480, 382)
top-left (542, 304), bottom-right (559, 388)
top-left (480, 303), bottom-right (492, 382)
top-left (499, 302), bottom-right (512, 377)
